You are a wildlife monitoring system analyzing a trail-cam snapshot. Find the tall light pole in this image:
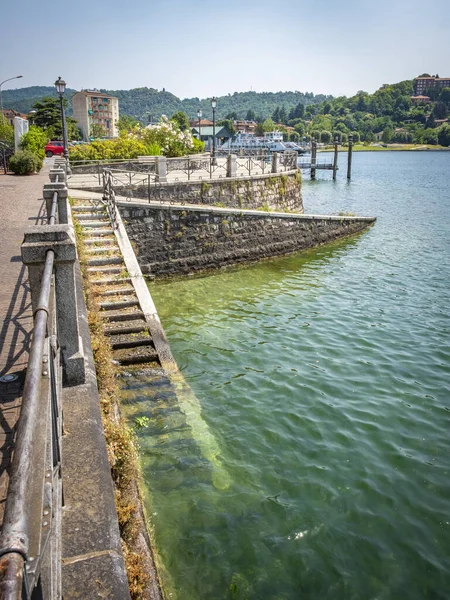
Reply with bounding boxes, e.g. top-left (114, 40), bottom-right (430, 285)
top-left (55, 76), bottom-right (70, 171)
top-left (197, 108), bottom-right (202, 142)
top-left (211, 97), bottom-right (217, 165)
top-left (0, 75), bottom-right (23, 126)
